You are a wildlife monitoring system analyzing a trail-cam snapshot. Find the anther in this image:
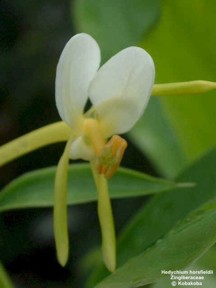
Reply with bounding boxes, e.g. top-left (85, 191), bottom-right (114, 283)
top-left (96, 135), bottom-right (127, 179)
